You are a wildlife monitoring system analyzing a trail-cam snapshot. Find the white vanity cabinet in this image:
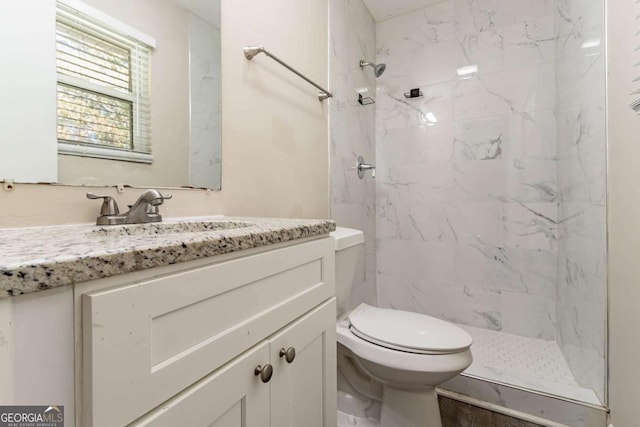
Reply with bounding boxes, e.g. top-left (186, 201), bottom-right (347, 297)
top-left (130, 300), bottom-right (336, 427)
top-left (78, 237), bottom-right (336, 427)
top-left (131, 340), bottom-right (271, 427)
top-left (269, 299), bottom-right (336, 427)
